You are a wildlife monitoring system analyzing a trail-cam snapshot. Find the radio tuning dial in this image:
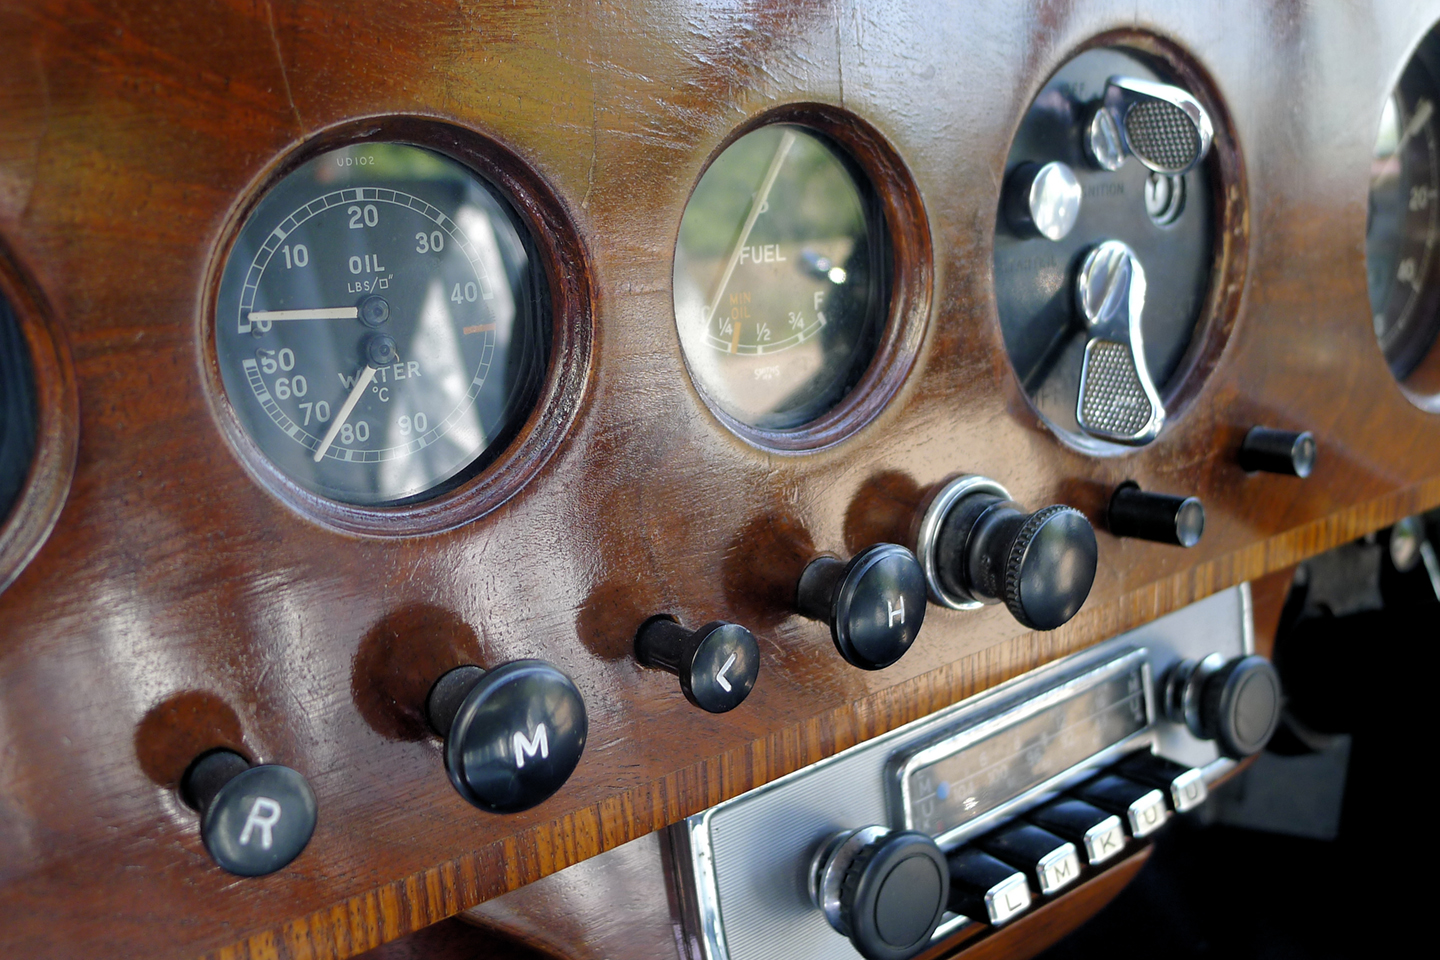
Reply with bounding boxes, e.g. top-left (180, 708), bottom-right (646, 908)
top-left (1163, 653), bottom-right (1282, 758)
top-left (915, 476), bottom-right (1097, 630)
top-left (811, 826), bottom-right (949, 960)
